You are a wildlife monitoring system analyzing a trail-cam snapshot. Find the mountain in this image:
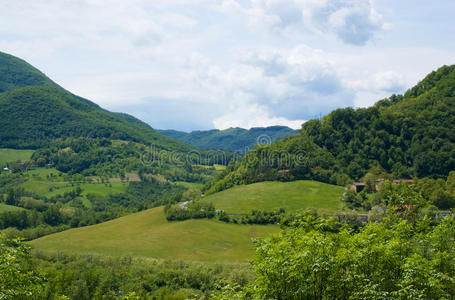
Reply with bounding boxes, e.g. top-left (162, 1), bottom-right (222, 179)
top-left (207, 65), bottom-right (455, 193)
top-left (158, 126), bottom-right (298, 153)
top-left (0, 51), bottom-right (193, 151)
top-left (0, 52), bottom-right (59, 93)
